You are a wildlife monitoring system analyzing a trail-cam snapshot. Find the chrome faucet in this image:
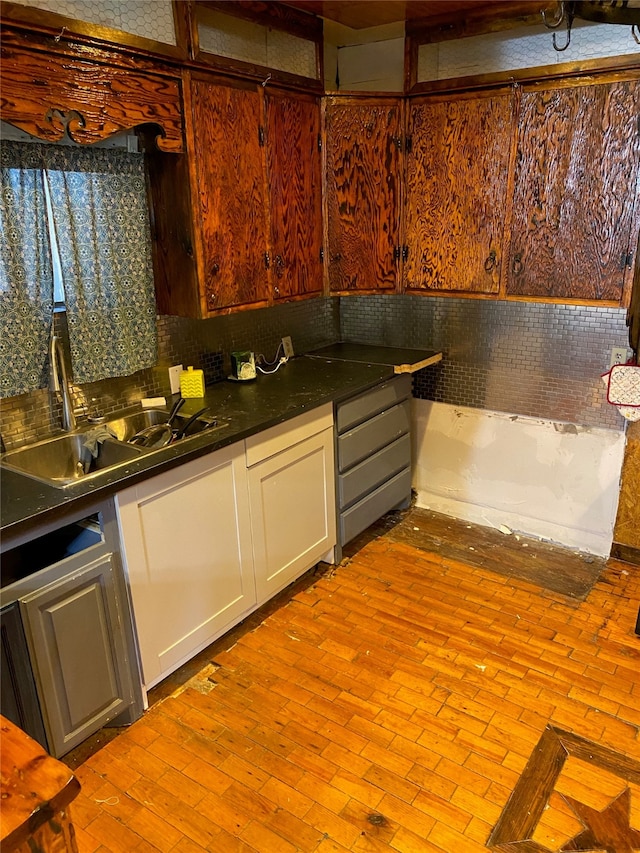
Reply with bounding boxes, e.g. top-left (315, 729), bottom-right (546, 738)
top-left (50, 335), bottom-right (77, 431)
